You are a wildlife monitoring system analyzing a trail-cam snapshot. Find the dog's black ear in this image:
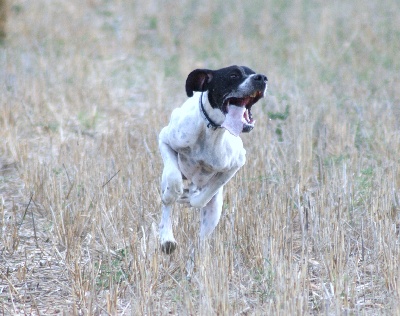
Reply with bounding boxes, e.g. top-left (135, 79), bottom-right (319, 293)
top-left (185, 69), bottom-right (213, 97)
